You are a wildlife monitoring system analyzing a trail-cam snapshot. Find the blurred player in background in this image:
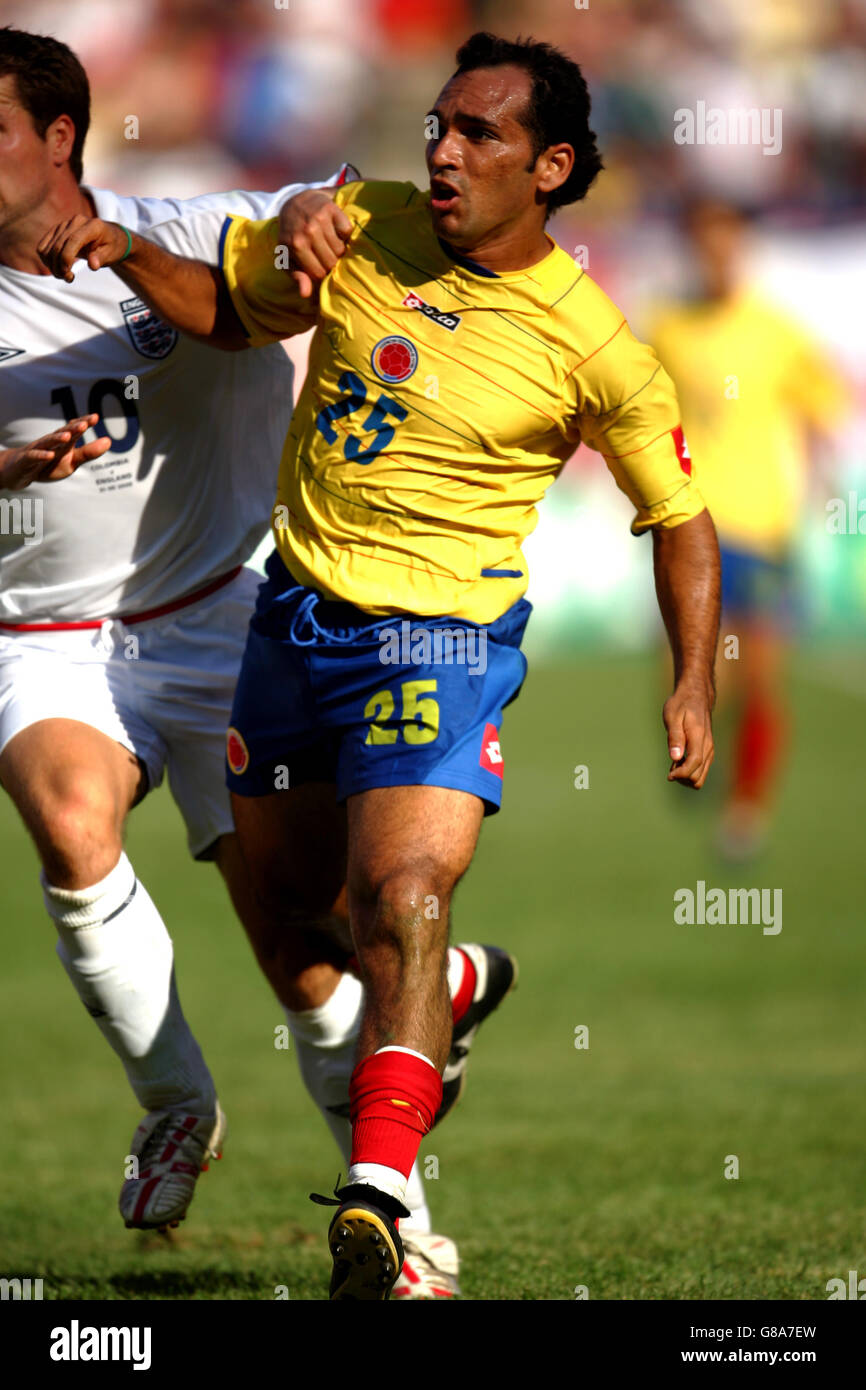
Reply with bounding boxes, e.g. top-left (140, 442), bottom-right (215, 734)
top-left (44, 31), bottom-right (721, 1298)
top-left (651, 200), bottom-right (850, 857)
top-left (0, 26), bottom-right (503, 1298)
